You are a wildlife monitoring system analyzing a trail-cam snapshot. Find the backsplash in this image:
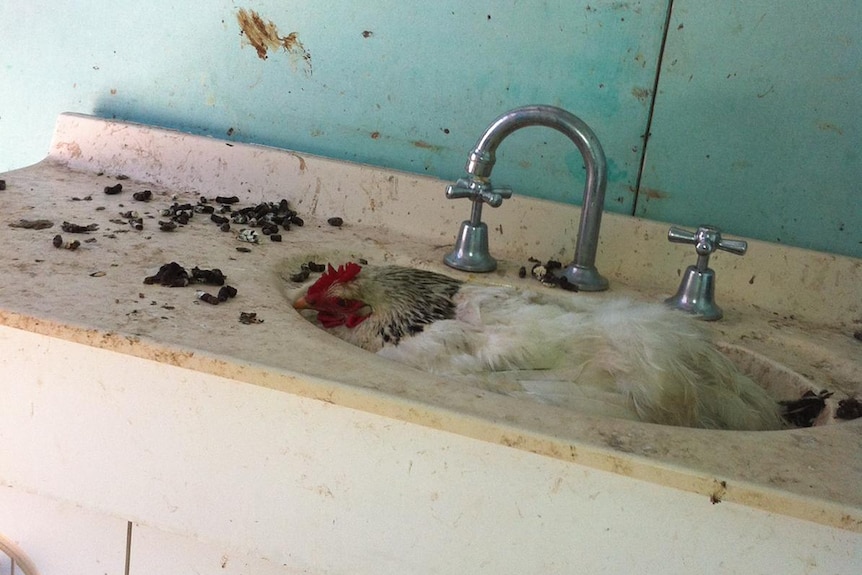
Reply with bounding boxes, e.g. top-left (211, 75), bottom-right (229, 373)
top-left (1, 1), bottom-right (858, 258)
